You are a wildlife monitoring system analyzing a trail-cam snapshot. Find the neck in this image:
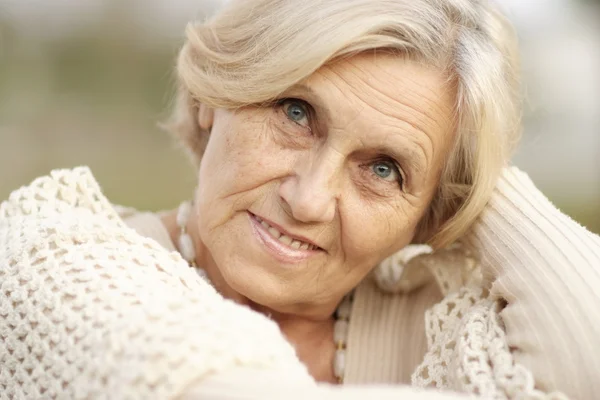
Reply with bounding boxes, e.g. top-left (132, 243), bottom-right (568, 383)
top-left (261, 306), bottom-right (336, 383)
top-left (162, 206), bottom-right (339, 383)
top-left (202, 251), bottom-right (338, 382)
top-left (199, 246), bottom-right (336, 332)
top-left (250, 301), bottom-right (335, 339)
